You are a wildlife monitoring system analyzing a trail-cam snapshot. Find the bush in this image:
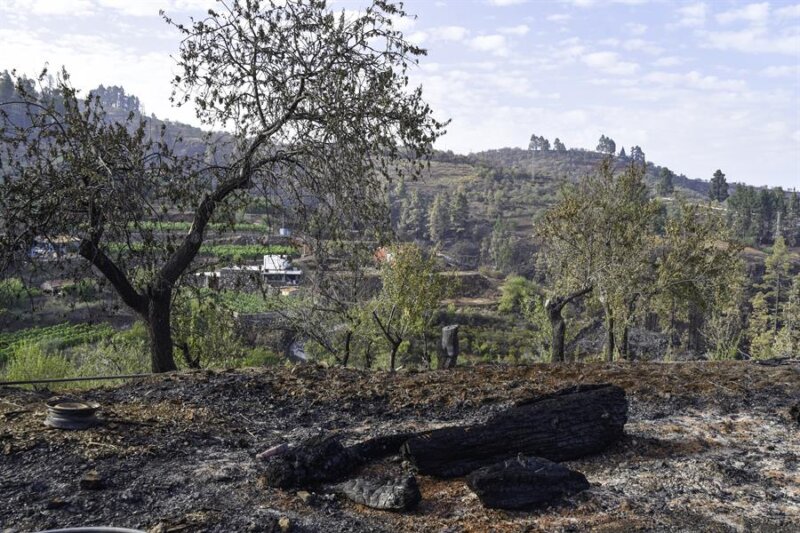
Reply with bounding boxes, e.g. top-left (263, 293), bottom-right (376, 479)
top-left (0, 278), bottom-right (38, 309)
top-left (2, 342), bottom-right (75, 385)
